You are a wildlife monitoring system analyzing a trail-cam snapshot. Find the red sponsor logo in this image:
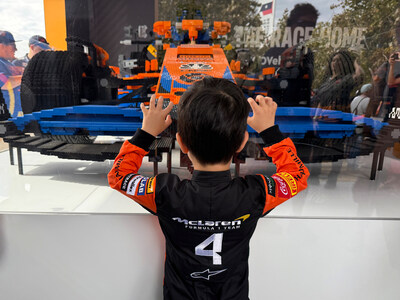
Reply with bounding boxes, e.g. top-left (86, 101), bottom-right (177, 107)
top-left (272, 175), bottom-right (290, 198)
top-left (277, 172), bottom-right (298, 196)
